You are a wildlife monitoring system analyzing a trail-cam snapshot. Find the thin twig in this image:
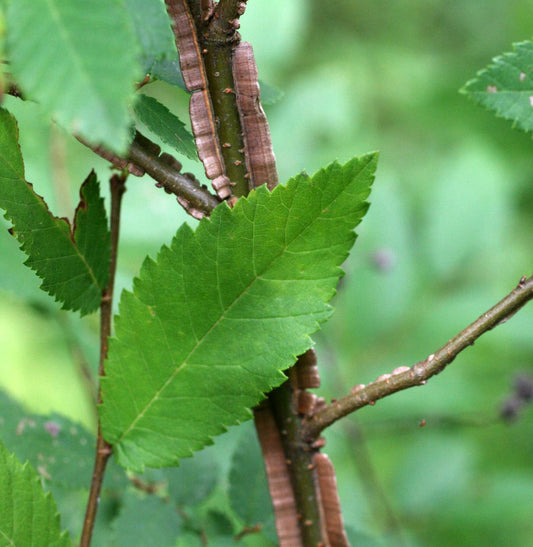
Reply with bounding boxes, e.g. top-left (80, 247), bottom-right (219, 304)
top-left (79, 173), bottom-right (126, 547)
top-left (302, 274), bottom-right (533, 442)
